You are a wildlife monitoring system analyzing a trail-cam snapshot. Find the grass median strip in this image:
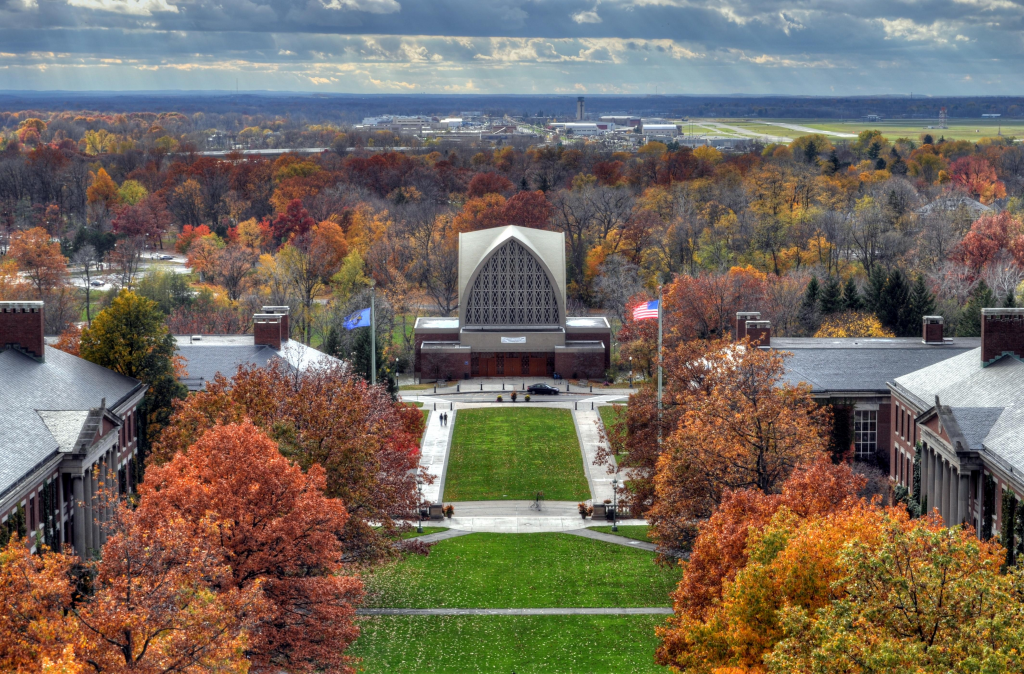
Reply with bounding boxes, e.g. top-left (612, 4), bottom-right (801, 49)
top-left (362, 532), bottom-right (680, 609)
top-left (349, 614), bottom-right (667, 673)
top-left (444, 408), bottom-right (589, 501)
